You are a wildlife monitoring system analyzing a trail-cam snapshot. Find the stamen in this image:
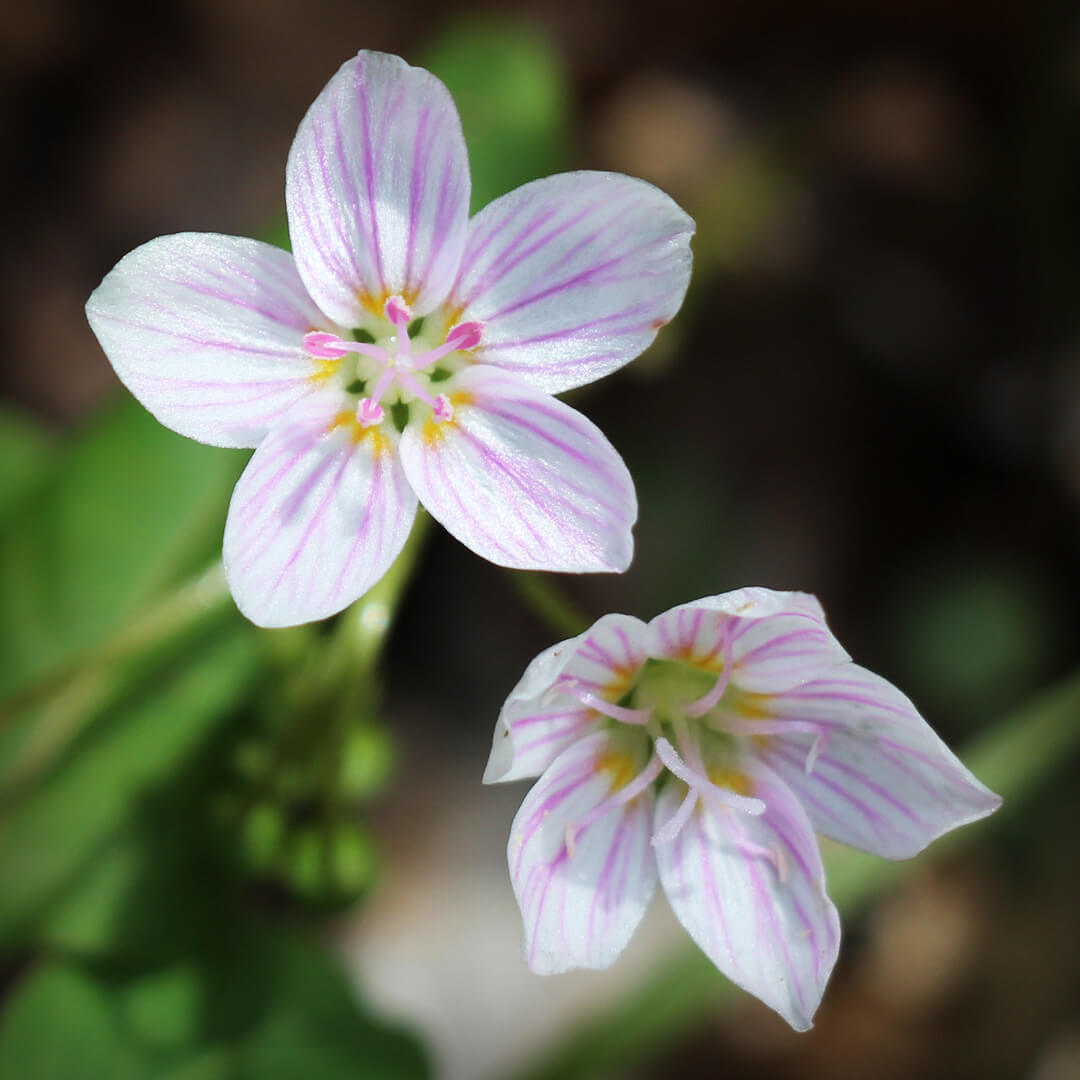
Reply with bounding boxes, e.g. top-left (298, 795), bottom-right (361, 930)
top-left (384, 295), bottom-right (413, 329)
top-left (732, 836), bottom-right (788, 881)
top-left (304, 330), bottom-right (386, 361)
top-left (652, 787), bottom-right (699, 846)
top-left (558, 677), bottom-right (653, 725)
top-left (356, 398), bottom-right (384, 427)
top-left (565, 753), bottom-right (663, 858)
top-left (432, 394), bottom-right (454, 423)
top-left (719, 718), bottom-right (831, 774)
top-left (367, 367), bottom-right (399, 407)
top-left (682, 624), bottom-right (735, 718)
top-left (410, 320), bottom-right (487, 372)
top-left (396, 370), bottom-right (439, 410)
top-left (445, 321), bottom-right (483, 349)
top-left (654, 737), bottom-right (766, 816)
